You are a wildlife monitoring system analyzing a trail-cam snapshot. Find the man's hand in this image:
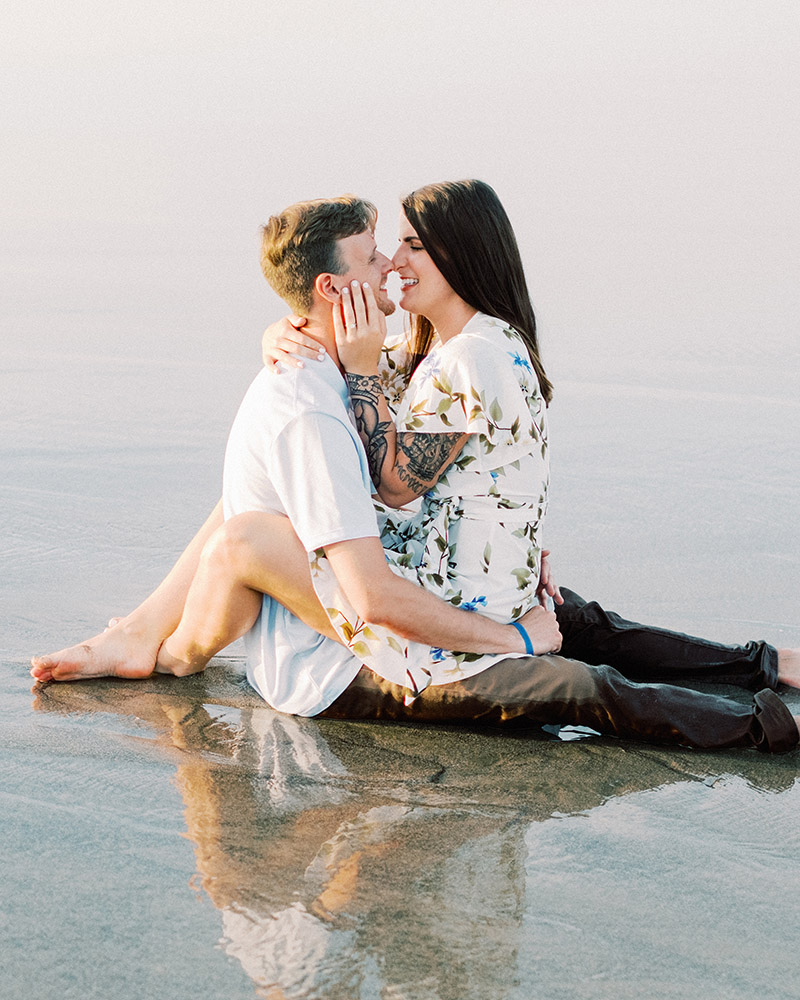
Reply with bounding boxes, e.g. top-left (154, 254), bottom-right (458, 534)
top-left (536, 549), bottom-right (564, 608)
top-left (516, 605), bottom-right (562, 654)
top-left (333, 281), bottom-right (387, 375)
top-left (262, 315), bottom-right (326, 371)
